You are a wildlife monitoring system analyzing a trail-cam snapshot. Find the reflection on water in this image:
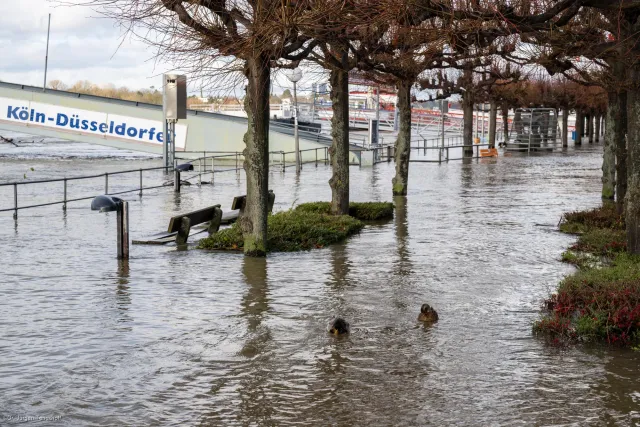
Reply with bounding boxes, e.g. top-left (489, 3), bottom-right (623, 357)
top-left (1, 145), bottom-right (639, 425)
